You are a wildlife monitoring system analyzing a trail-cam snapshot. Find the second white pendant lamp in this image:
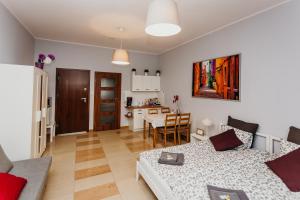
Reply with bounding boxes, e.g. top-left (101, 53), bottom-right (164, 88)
top-left (112, 27), bottom-right (130, 65)
top-left (145, 0), bottom-right (181, 37)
